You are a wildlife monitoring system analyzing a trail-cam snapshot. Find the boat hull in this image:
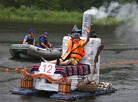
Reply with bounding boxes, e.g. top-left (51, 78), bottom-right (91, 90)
top-left (9, 44), bottom-right (62, 60)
